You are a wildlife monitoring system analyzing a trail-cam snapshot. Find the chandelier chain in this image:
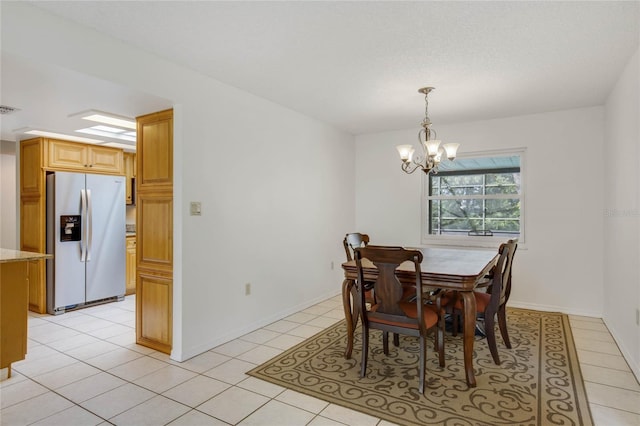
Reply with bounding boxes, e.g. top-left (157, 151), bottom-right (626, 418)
top-left (424, 93), bottom-right (429, 120)
top-left (421, 91), bottom-right (432, 130)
